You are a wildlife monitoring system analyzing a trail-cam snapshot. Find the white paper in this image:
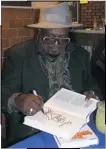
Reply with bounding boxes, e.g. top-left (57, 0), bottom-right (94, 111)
top-left (24, 88), bottom-right (98, 139)
top-left (44, 88), bottom-right (98, 118)
top-left (54, 124), bottom-right (99, 148)
top-left (24, 108), bottom-right (85, 139)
